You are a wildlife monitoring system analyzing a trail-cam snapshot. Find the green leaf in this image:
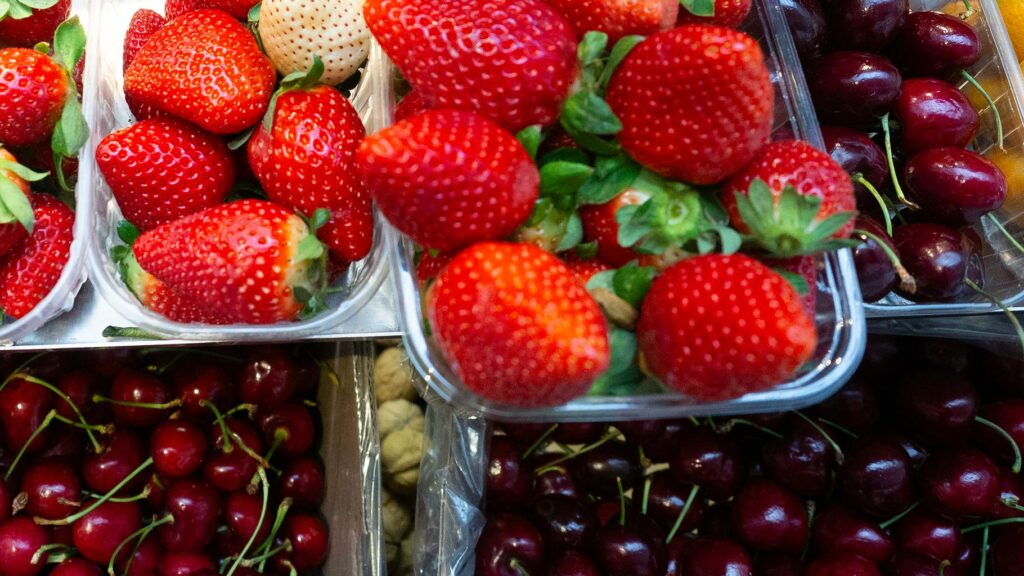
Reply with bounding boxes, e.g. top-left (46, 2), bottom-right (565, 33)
top-left (0, 160), bottom-right (47, 182)
top-left (516, 125), bottom-right (542, 159)
top-left (0, 177), bottom-right (32, 232)
top-left (556, 212), bottom-right (583, 252)
top-left (615, 203), bottom-right (648, 248)
top-left (577, 153), bottom-right (641, 205)
top-left (777, 186), bottom-right (802, 233)
top-left (748, 179), bottom-right (776, 220)
top-left (585, 269), bottom-right (616, 294)
top-left (0, 1), bottom-right (11, 21)
top-left (17, 0), bottom-right (59, 8)
top-left (588, 327), bottom-right (642, 397)
top-left (575, 241), bottom-right (599, 260)
top-left (613, 263), bottom-right (656, 308)
top-left (110, 244), bottom-right (130, 264)
top-left (562, 92), bottom-right (622, 137)
top-left (774, 268), bottom-right (809, 296)
top-left (53, 16), bottom-right (86, 72)
top-left (680, 0), bottom-right (716, 17)
top-left (248, 1), bottom-right (262, 23)
top-left (540, 161), bottom-right (592, 208)
top-left (263, 55), bottom-right (325, 133)
top-left (718, 226), bottom-right (742, 255)
top-left (7, 0), bottom-right (30, 19)
top-left (51, 92), bottom-right (89, 158)
top-left (310, 208), bottom-right (331, 231)
top-left (807, 211), bottom-right (856, 244)
top-left (599, 35), bottom-right (644, 89)
top-left (578, 32), bottom-right (608, 66)
top-left (228, 126), bottom-right (257, 151)
top-left (296, 234), bottom-right (325, 261)
top-left (116, 220), bottom-right (141, 245)
top-left (540, 147), bottom-right (589, 167)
